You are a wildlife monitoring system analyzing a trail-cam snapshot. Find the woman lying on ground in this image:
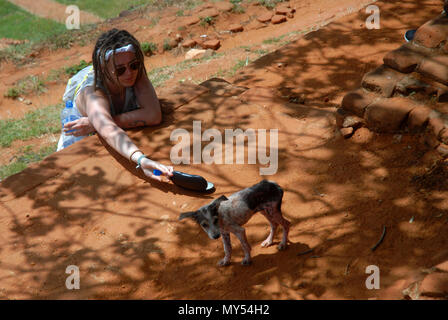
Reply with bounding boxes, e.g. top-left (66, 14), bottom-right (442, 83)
top-left (57, 28), bottom-right (173, 182)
